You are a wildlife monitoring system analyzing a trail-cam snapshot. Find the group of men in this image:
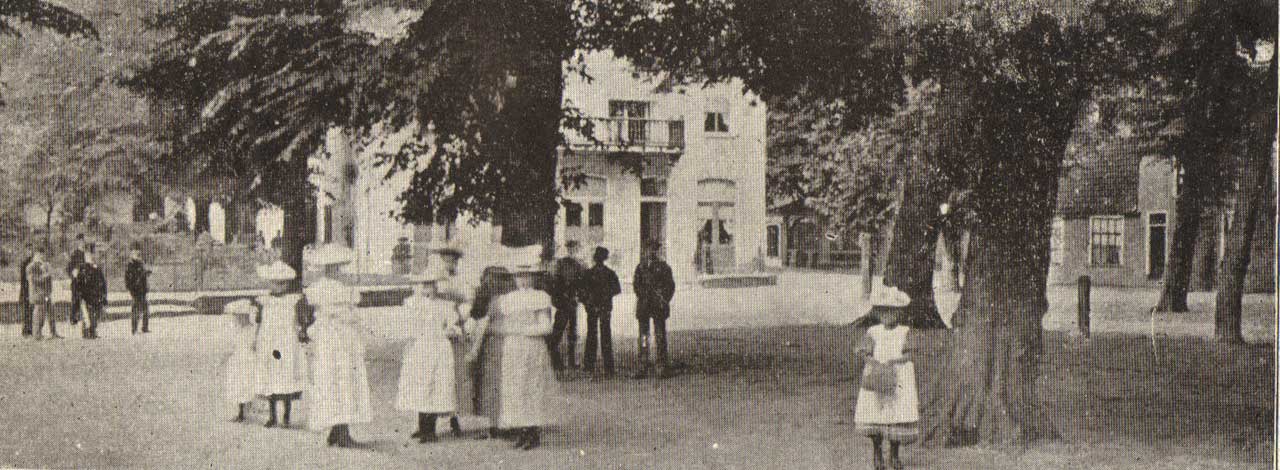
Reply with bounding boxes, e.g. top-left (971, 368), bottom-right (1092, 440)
top-left (547, 240), bottom-right (676, 379)
top-left (17, 234), bottom-right (151, 340)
